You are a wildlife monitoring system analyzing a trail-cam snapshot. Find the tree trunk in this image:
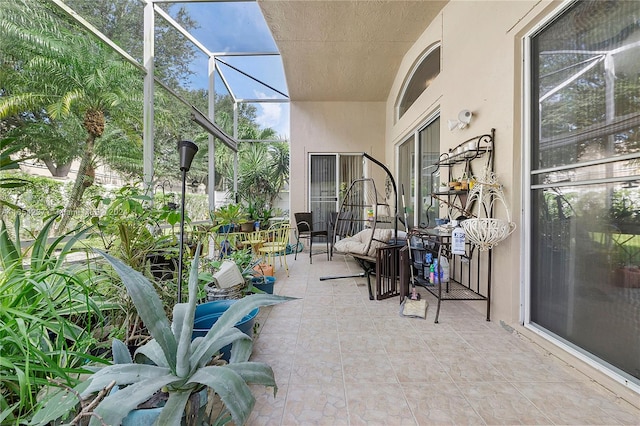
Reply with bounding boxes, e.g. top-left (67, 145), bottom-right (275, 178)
top-left (56, 136), bottom-right (95, 234)
top-left (43, 159), bottom-right (72, 177)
